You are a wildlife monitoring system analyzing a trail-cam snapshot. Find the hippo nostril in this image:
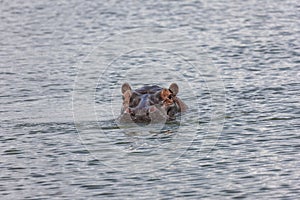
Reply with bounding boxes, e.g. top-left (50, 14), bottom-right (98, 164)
top-left (128, 108), bottom-right (135, 116)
